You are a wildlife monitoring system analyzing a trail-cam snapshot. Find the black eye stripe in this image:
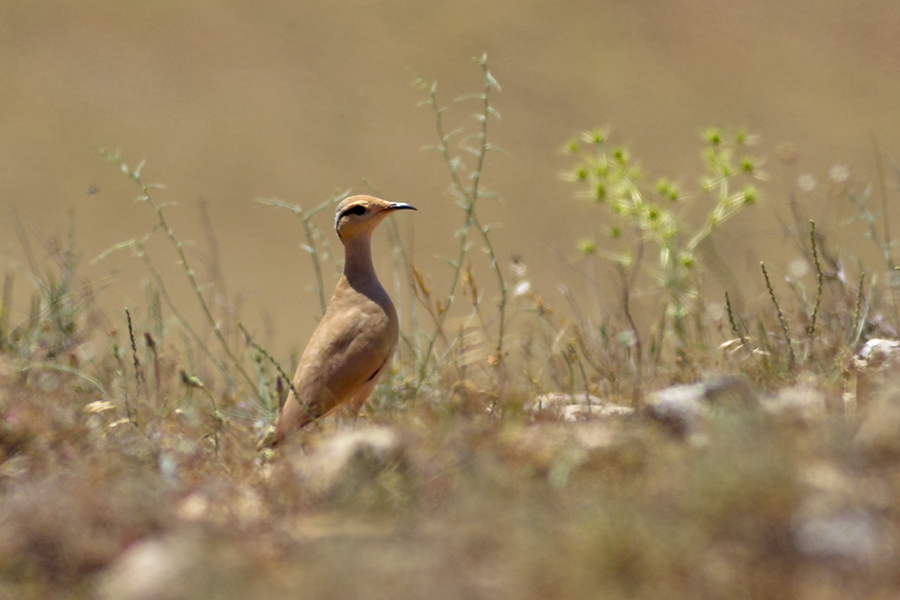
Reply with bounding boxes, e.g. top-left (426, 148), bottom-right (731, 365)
top-left (342, 205), bottom-right (367, 218)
